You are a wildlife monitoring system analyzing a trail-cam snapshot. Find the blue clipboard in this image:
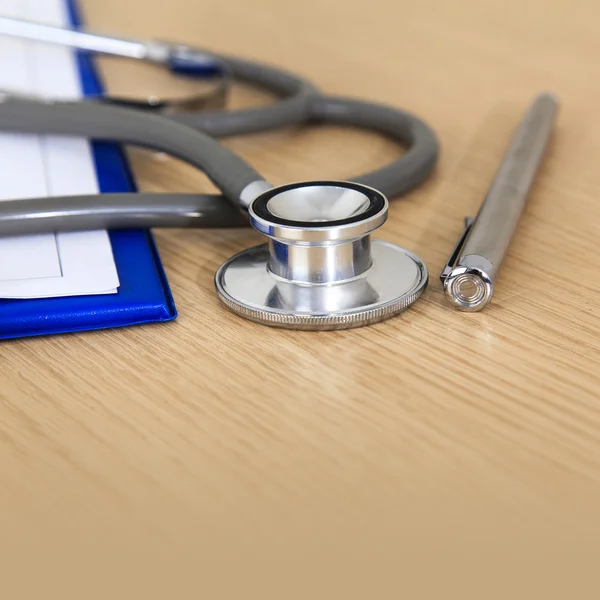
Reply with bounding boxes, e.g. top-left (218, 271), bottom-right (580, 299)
top-left (0, 0), bottom-right (177, 340)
